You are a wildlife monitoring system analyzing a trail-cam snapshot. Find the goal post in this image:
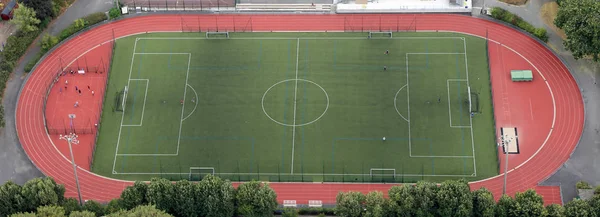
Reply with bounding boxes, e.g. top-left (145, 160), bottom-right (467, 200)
top-left (206, 32), bottom-right (229, 39)
top-left (114, 86), bottom-right (128, 112)
top-left (468, 86), bottom-right (479, 113)
top-left (368, 31), bottom-right (393, 39)
top-left (189, 167), bottom-right (215, 181)
top-left (370, 168), bottom-right (396, 181)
